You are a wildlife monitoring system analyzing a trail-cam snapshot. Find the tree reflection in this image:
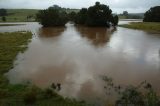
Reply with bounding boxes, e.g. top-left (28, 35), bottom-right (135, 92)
top-left (76, 26), bottom-right (116, 47)
top-left (38, 27), bottom-right (66, 38)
